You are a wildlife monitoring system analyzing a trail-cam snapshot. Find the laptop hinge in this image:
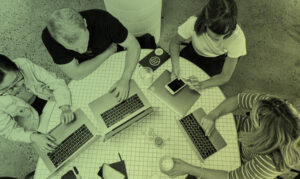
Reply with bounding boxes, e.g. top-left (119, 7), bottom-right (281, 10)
top-left (104, 107), bottom-right (153, 141)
